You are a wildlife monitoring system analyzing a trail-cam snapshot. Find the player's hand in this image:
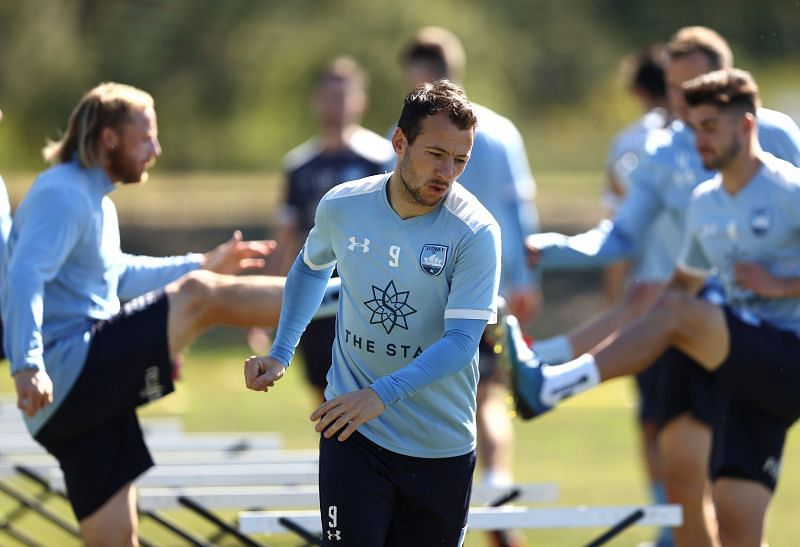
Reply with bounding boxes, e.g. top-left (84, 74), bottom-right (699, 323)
top-left (243, 355), bottom-right (286, 392)
top-left (507, 286), bottom-right (541, 325)
top-left (733, 261), bottom-right (785, 298)
top-left (203, 231), bottom-right (277, 275)
top-left (14, 368), bottom-right (53, 417)
top-left (524, 235), bottom-right (542, 267)
top-left (310, 388), bottom-right (386, 442)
